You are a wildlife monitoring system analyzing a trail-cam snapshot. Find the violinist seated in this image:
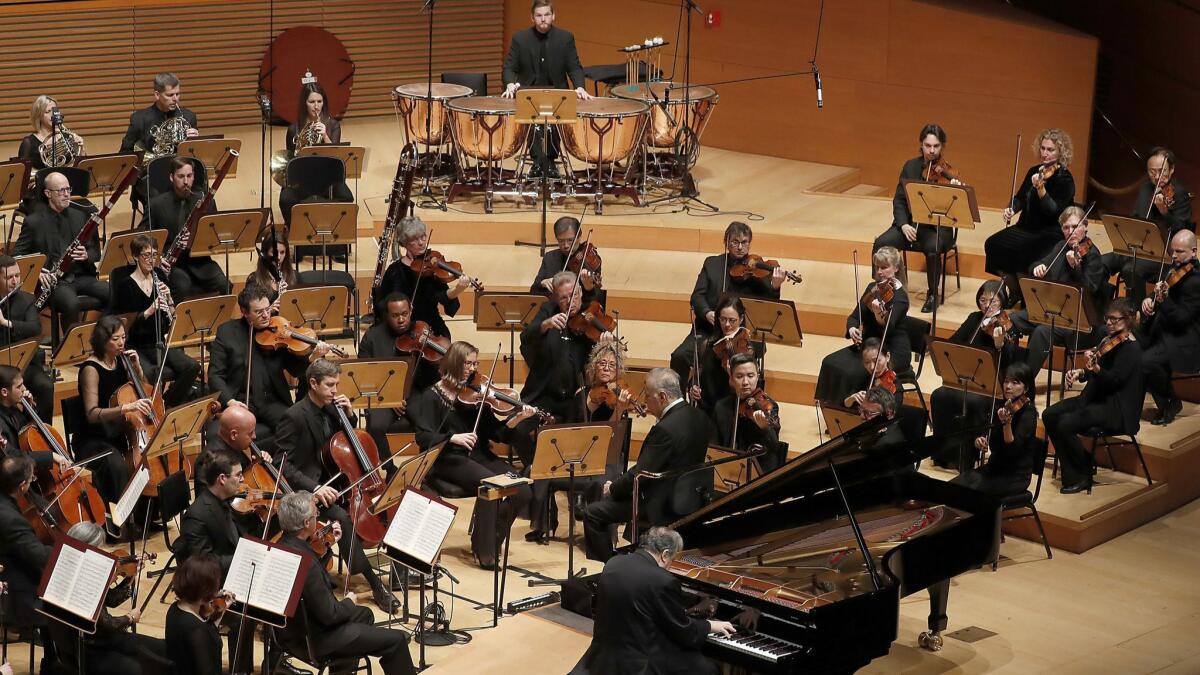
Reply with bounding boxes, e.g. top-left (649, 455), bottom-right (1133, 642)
top-left (984, 128), bottom-right (1076, 305)
top-left (57, 521), bottom-right (170, 675)
top-left (710, 353), bottom-right (783, 473)
top-left (1043, 299), bottom-right (1144, 494)
top-left (139, 156), bottom-right (228, 300)
top-left (670, 221), bottom-right (784, 387)
top-left (815, 246), bottom-right (911, 406)
top-left (0, 456), bottom-right (53, 635)
top-left (1101, 147), bottom-right (1195, 305)
top-left (531, 216), bottom-right (604, 306)
top-left (518, 270), bottom-right (616, 464)
top-left (583, 368), bottom-right (712, 564)
top-left (928, 281), bottom-right (1025, 468)
top-left (0, 365), bottom-right (69, 471)
top-left (0, 254), bottom-right (54, 421)
top-left (275, 492), bottom-right (416, 675)
top-left (208, 284), bottom-right (334, 451)
top-left (841, 338), bottom-right (927, 448)
top-left (109, 234), bottom-right (201, 407)
top-left (951, 364), bottom-right (1040, 498)
top-left (375, 216), bottom-right (473, 338)
top-left (1007, 206), bottom-right (1107, 381)
top-left (1139, 229), bottom-right (1200, 426)
top-left (164, 555), bottom-right (233, 675)
top-left (275, 359), bottom-right (402, 613)
top-left (358, 292), bottom-right (437, 455)
top-left (687, 295), bottom-right (764, 416)
top-left (14, 170), bottom-right (109, 330)
top-left (280, 82), bottom-right (355, 227)
top-left (872, 123), bottom-right (961, 314)
top-left (406, 341), bottom-right (535, 570)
